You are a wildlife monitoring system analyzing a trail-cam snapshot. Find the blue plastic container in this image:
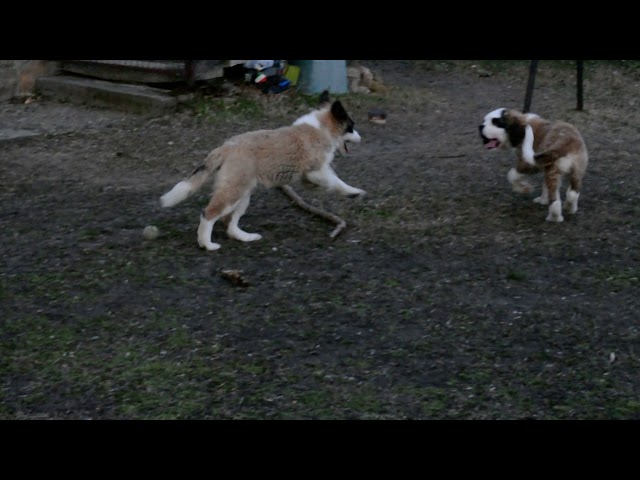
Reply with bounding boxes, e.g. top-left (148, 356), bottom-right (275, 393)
top-left (291, 60), bottom-right (348, 94)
